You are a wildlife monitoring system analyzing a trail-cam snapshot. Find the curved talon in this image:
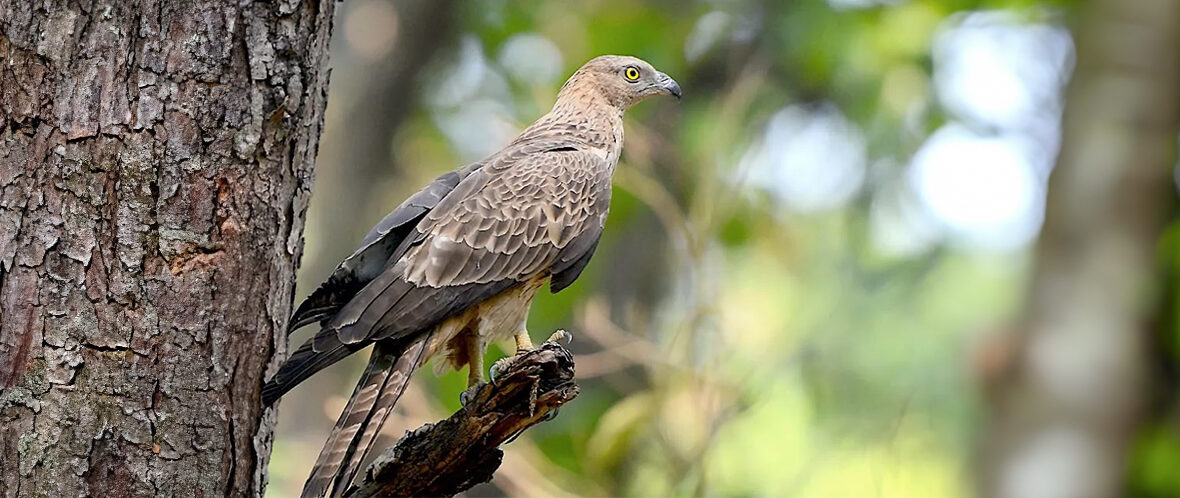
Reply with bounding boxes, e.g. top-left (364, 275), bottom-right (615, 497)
top-left (489, 356), bottom-right (515, 384)
top-left (505, 408), bottom-right (562, 444)
top-left (541, 407), bottom-right (561, 422)
top-left (459, 384), bottom-right (481, 407)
